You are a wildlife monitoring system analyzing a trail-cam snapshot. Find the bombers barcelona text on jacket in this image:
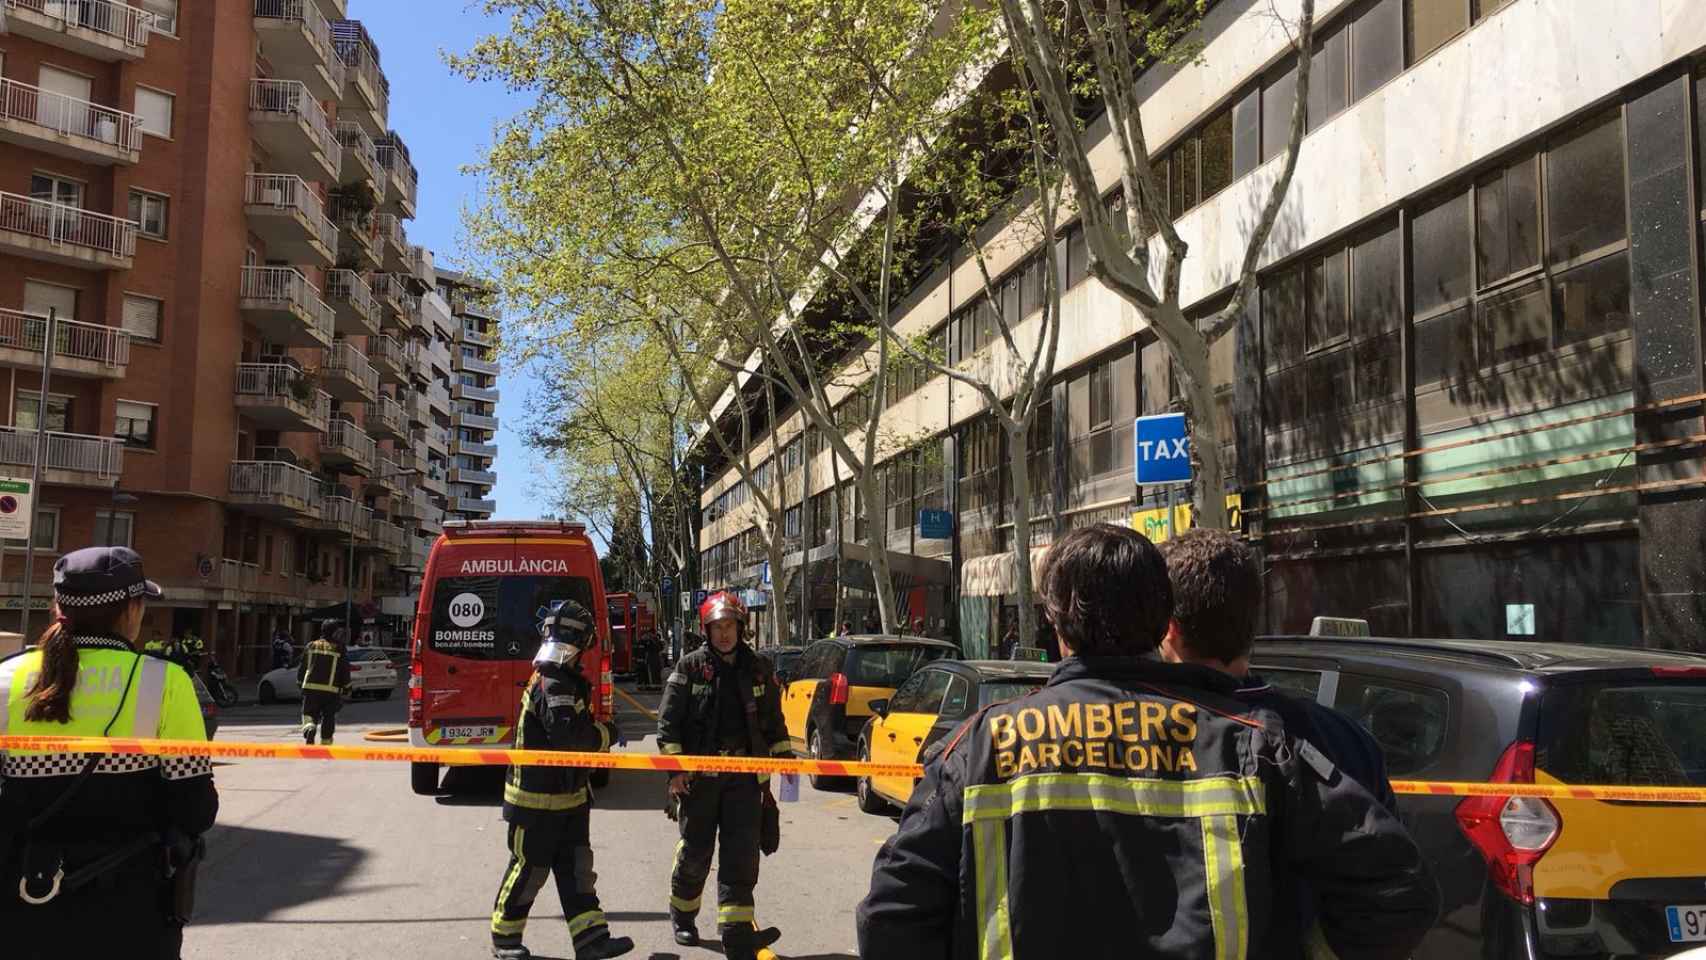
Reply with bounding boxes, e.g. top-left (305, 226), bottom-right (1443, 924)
top-left (855, 655), bottom-right (1440, 960)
